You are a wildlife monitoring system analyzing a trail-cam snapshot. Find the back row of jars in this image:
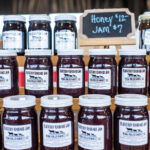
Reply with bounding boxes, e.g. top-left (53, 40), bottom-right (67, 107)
top-left (2, 14), bottom-right (77, 55)
top-left (0, 48), bottom-right (148, 98)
